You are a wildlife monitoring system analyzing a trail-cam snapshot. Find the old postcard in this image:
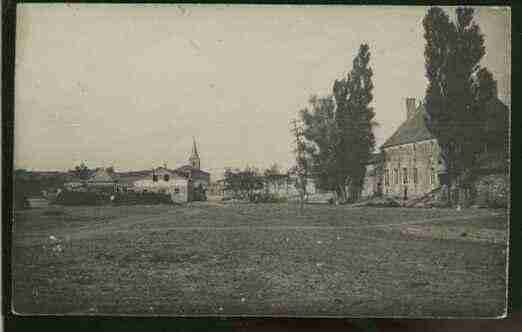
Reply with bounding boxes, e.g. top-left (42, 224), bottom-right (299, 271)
top-left (12, 3), bottom-right (510, 317)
